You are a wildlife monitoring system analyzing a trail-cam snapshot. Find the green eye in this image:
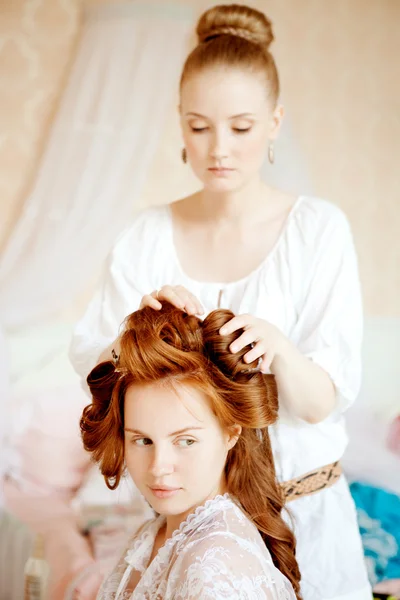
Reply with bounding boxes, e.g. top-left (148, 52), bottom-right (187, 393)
top-left (177, 438), bottom-right (196, 447)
